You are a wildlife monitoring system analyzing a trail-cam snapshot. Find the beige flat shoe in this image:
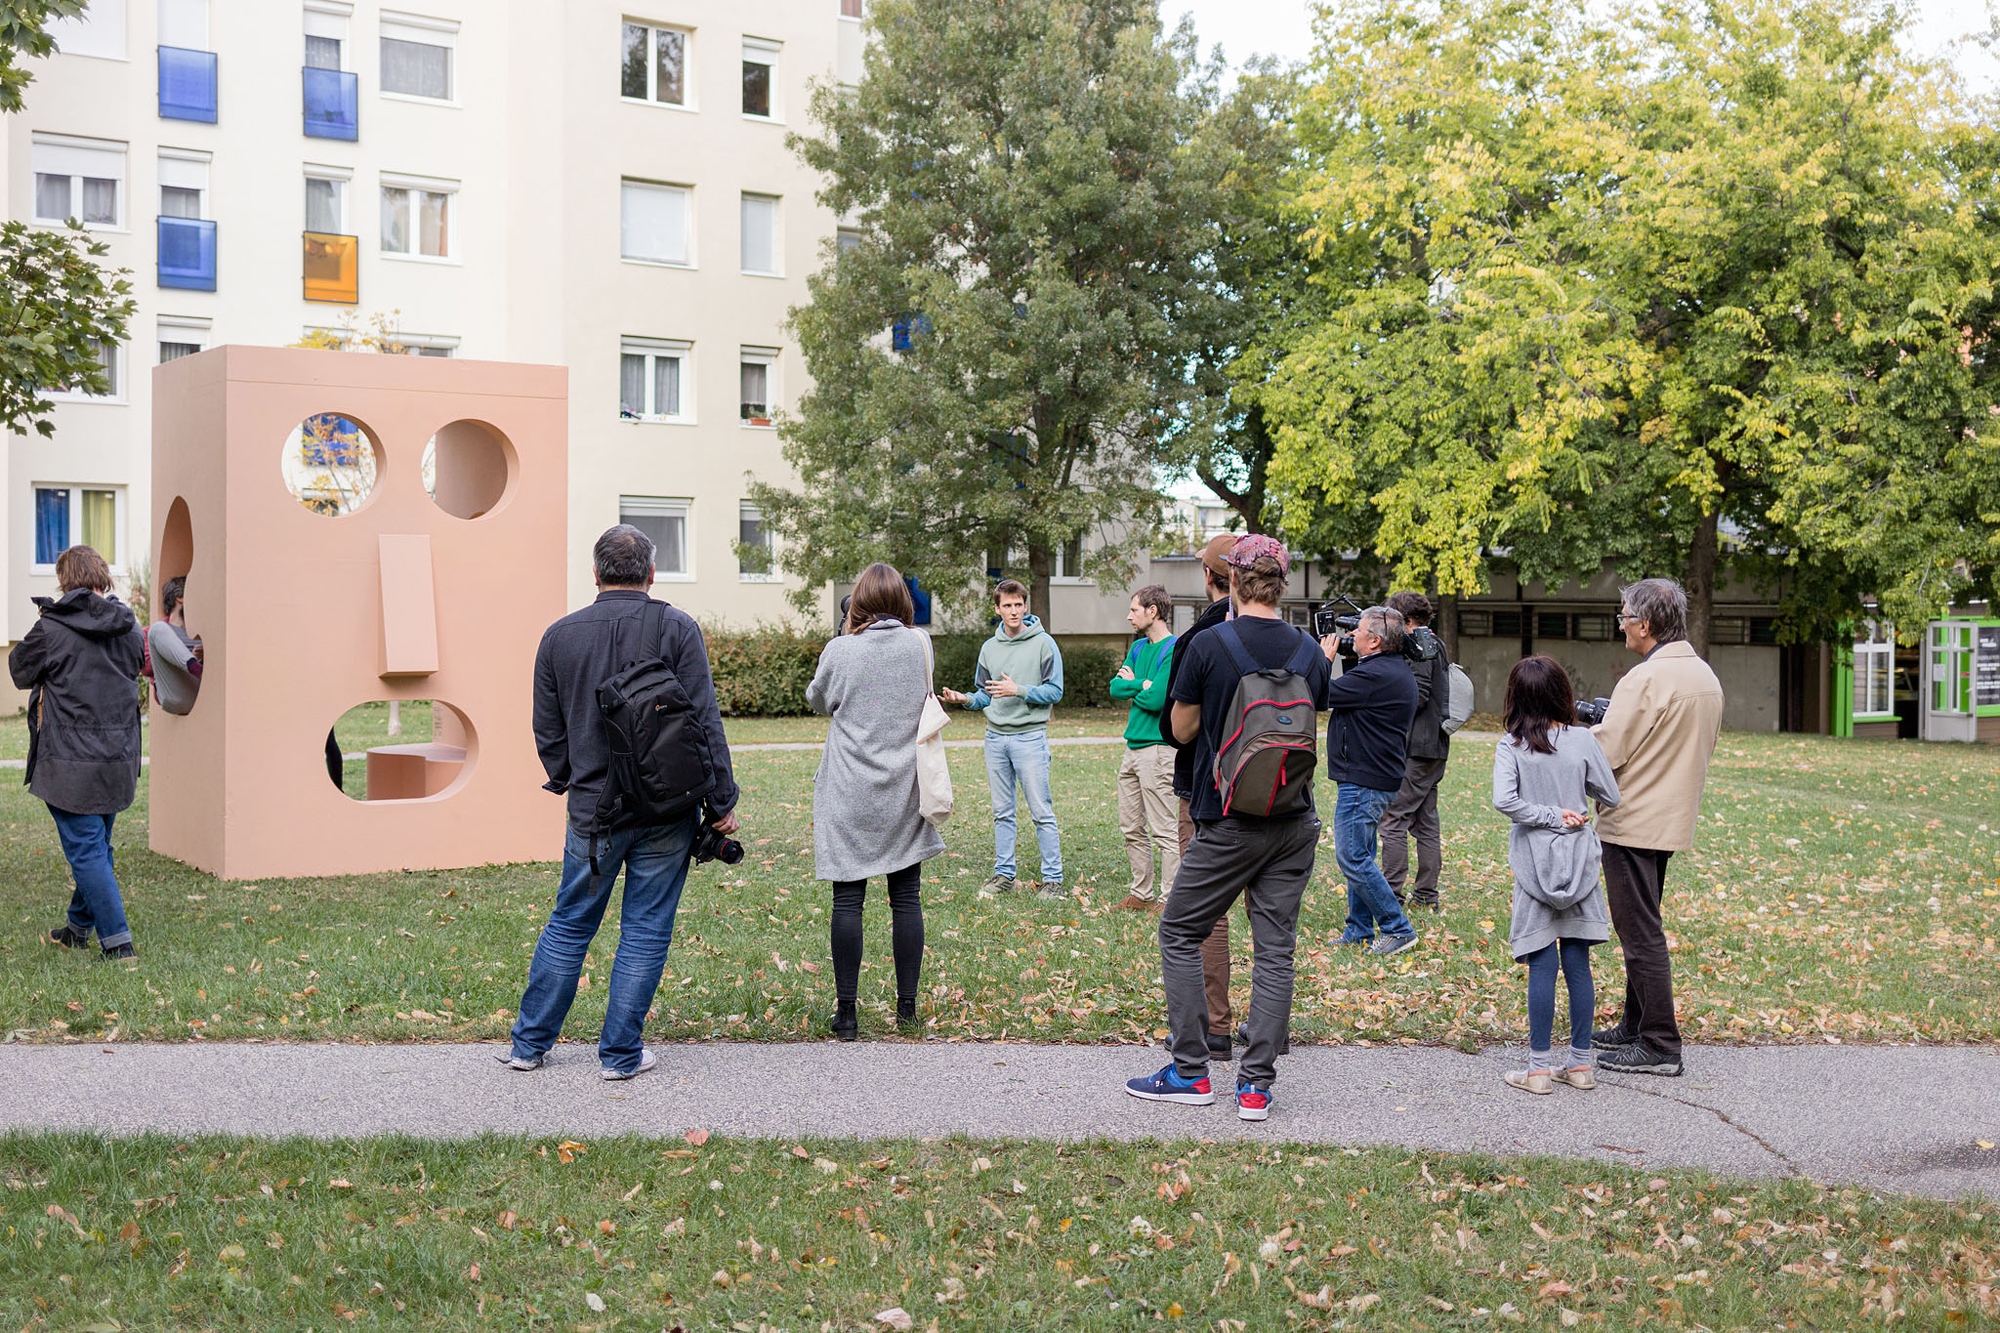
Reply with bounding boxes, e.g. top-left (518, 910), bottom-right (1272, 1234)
top-left (1504, 1069), bottom-right (1553, 1095)
top-left (1553, 1066), bottom-right (1596, 1090)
